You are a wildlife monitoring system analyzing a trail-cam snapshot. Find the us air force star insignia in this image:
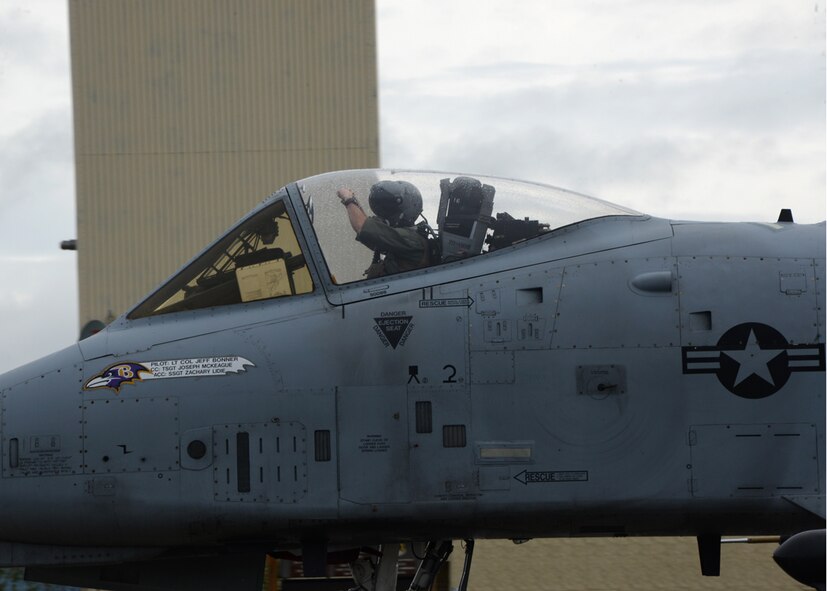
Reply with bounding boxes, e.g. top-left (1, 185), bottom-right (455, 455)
top-left (725, 328), bottom-right (782, 387)
top-left (681, 322), bottom-right (825, 399)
